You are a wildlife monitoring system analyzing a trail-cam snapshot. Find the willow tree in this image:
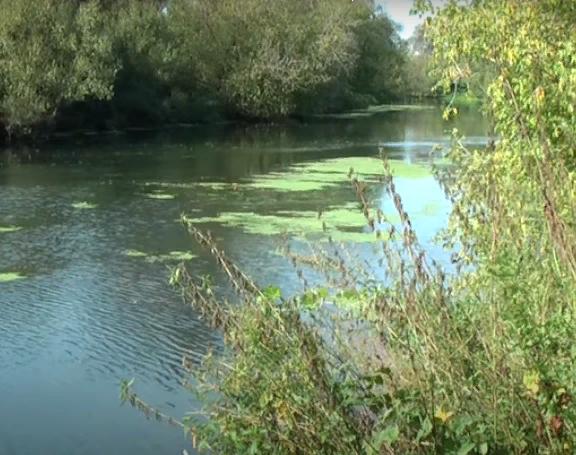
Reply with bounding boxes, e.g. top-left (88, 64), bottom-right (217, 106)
top-left (167, 0), bottom-right (385, 118)
top-left (0, 0), bottom-right (118, 133)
